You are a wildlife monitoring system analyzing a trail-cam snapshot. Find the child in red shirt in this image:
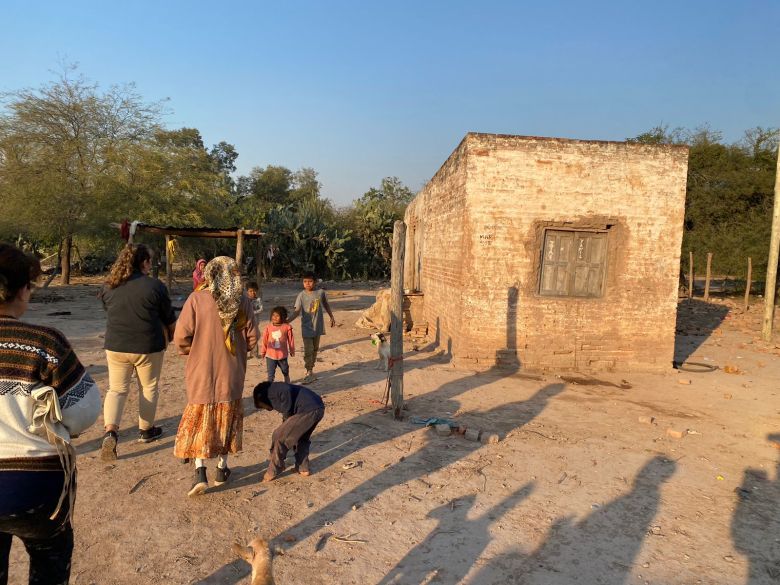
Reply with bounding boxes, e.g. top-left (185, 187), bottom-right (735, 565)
top-left (260, 306), bottom-right (295, 383)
